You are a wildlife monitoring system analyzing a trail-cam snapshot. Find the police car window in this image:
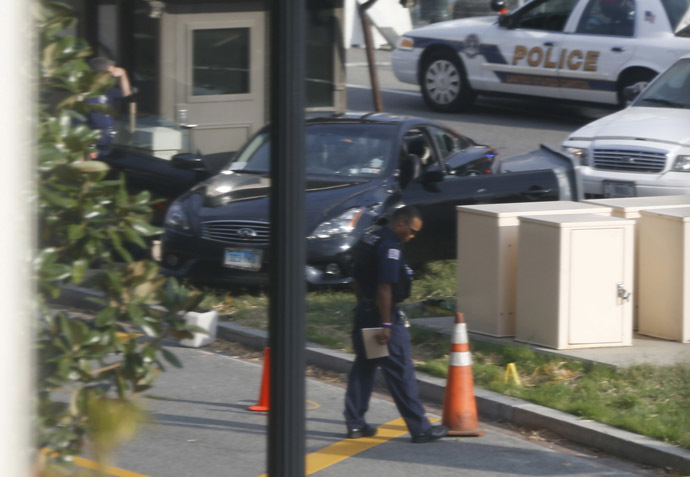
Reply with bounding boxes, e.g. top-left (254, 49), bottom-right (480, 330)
top-left (576, 0), bottom-right (635, 36)
top-left (661, 0), bottom-right (690, 31)
top-left (514, 0), bottom-right (580, 31)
